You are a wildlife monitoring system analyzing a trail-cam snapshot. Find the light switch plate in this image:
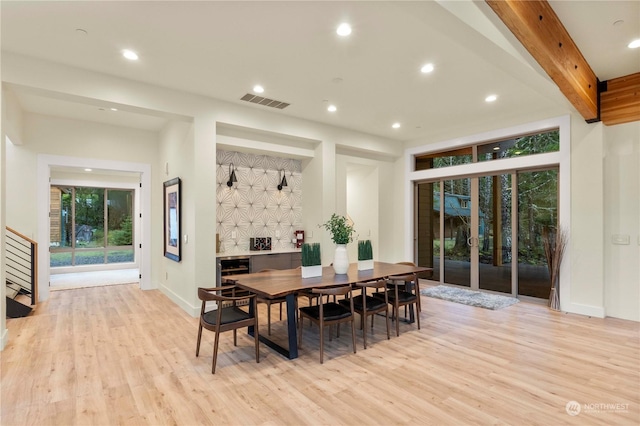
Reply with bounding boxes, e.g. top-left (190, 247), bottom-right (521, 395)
top-left (612, 234), bottom-right (630, 245)
top-left (231, 230), bottom-right (237, 239)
